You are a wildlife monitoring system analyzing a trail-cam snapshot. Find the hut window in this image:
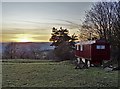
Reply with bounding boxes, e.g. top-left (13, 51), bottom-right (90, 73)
top-left (77, 45), bottom-right (79, 50)
top-left (96, 45), bottom-right (105, 49)
top-left (101, 45), bottom-right (105, 49)
top-left (80, 45), bottom-right (84, 51)
top-left (96, 45), bottom-right (101, 49)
